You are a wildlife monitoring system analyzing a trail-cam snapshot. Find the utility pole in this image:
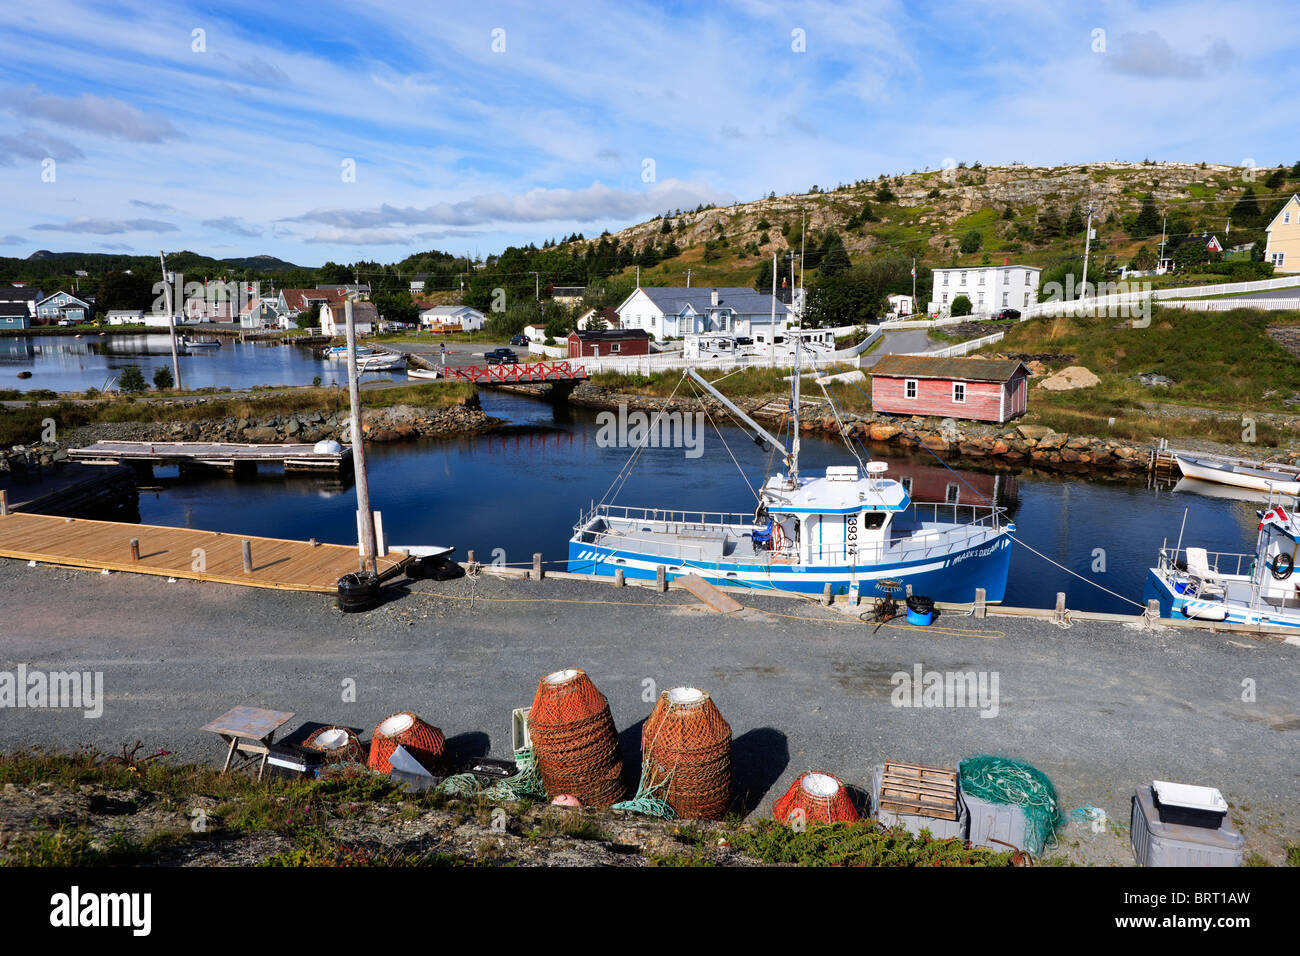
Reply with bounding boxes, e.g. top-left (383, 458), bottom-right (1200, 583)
top-left (769, 251), bottom-right (776, 368)
top-left (685, 269), bottom-right (691, 288)
top-left (530, 271), bottom-right (540, 300)
top-left (346, 299), bottom-right (377, 576)
top-left (1080, 202), bottom-right (1095, 301)
top-left (158, 251), bottom-right (182, 389)
top-left (1158, 216), bottom-right (1168, 274)
top-left (911, 257), bottom-right (917, 311)
top-left (798, 209), bottom-right (806, 292)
